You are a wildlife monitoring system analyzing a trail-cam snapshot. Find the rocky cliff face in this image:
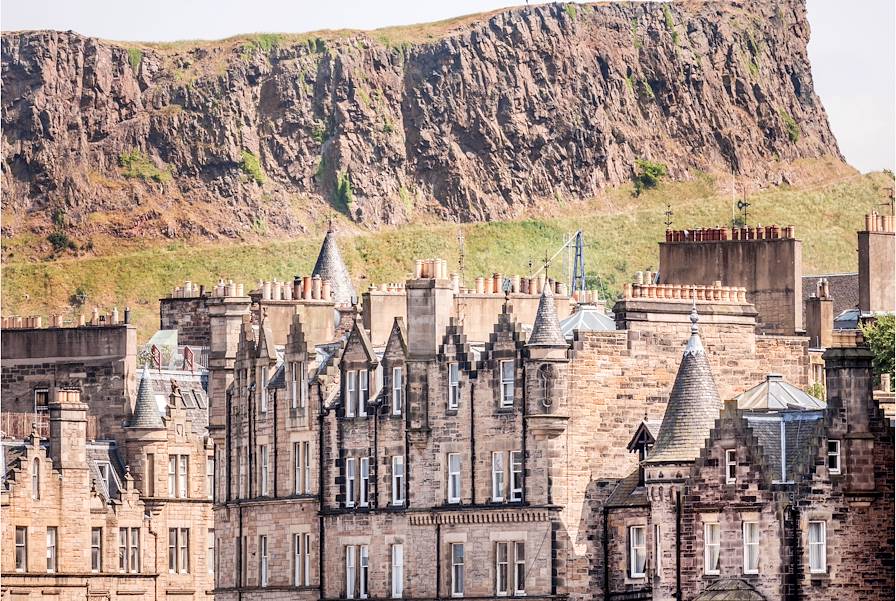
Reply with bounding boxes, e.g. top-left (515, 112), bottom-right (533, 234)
top-left (1, 1), bottom-right (841, 243)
